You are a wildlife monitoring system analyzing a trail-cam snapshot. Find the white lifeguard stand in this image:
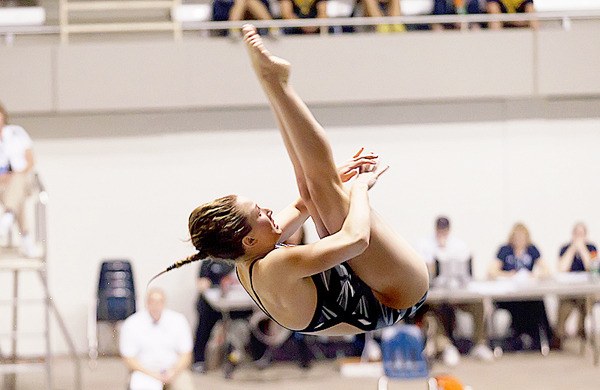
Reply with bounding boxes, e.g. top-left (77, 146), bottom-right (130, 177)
top-left (0, 174), bottom-right (81, 390)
